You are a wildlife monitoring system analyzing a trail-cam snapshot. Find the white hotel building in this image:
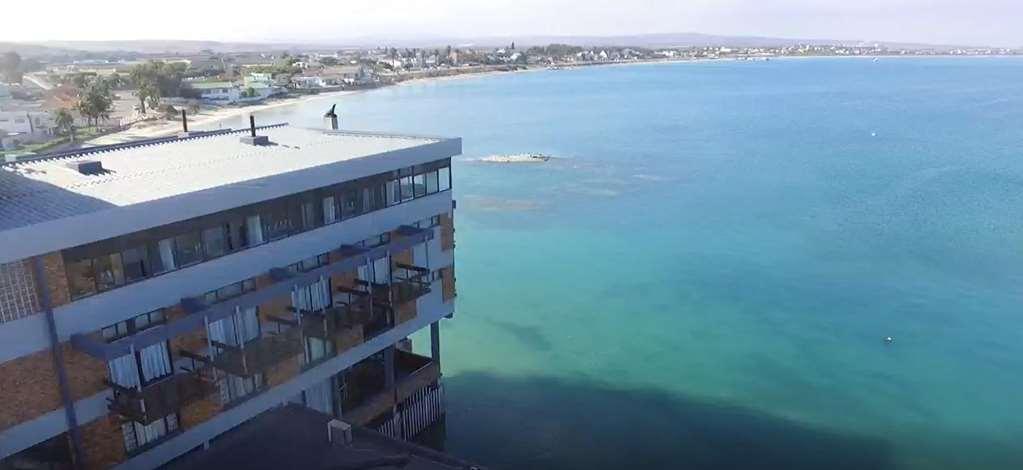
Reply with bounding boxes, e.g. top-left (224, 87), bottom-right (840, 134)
top-left (0, 120), bottom-right (459, 469)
